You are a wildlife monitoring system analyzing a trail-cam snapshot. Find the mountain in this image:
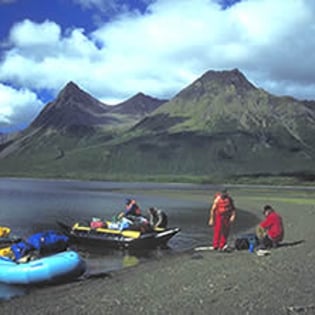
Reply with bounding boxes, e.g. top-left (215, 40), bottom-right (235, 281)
top-left (135, 69), bottom-right (315, 139)
top-left (0, 69), bottom-right (315, 183)
top-left (30, 83), bottom-right (166, 135)
top-left (104, 69), bottom-right (315, 181)
top-left (109, 92), bottom-right (167, 116)
top-left (0, 82), bottom-right (167, 159)
top-left (31, 82), bottom-right (113, 132)
top-left (131, 68), bottom-right (315, 150)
